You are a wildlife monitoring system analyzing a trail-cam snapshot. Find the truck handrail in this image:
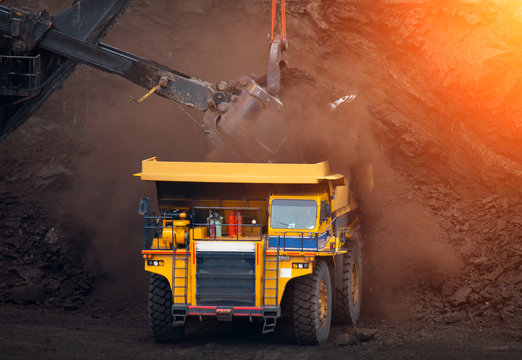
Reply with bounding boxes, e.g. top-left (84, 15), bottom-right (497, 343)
top-left (143, 212), bottom-right (176, 250)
